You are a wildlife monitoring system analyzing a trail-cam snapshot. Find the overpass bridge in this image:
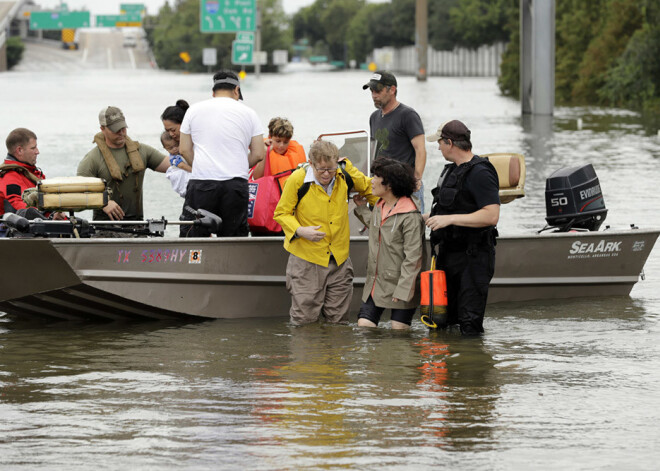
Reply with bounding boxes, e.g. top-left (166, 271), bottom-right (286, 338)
top-left (1, 0), bottom-right (155, 71)
top-left (0, 0), bottom-right (26, 71)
